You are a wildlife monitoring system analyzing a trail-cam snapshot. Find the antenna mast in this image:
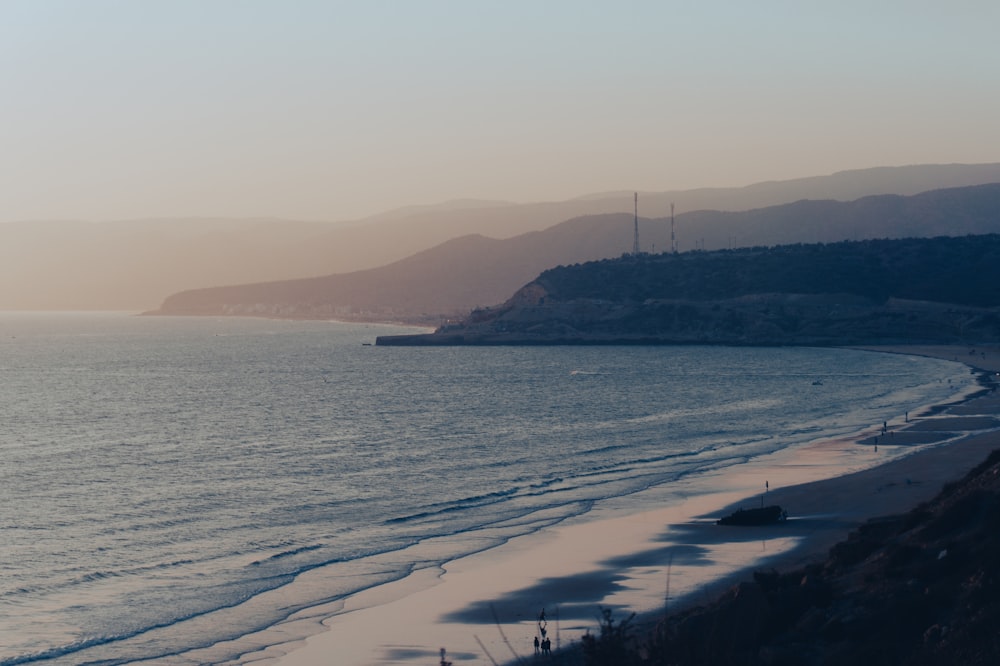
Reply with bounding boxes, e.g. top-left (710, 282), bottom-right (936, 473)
top-left (670, 202), bottom-right (676, 254)
top-left (633, 192), bottom-right (640, 256)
